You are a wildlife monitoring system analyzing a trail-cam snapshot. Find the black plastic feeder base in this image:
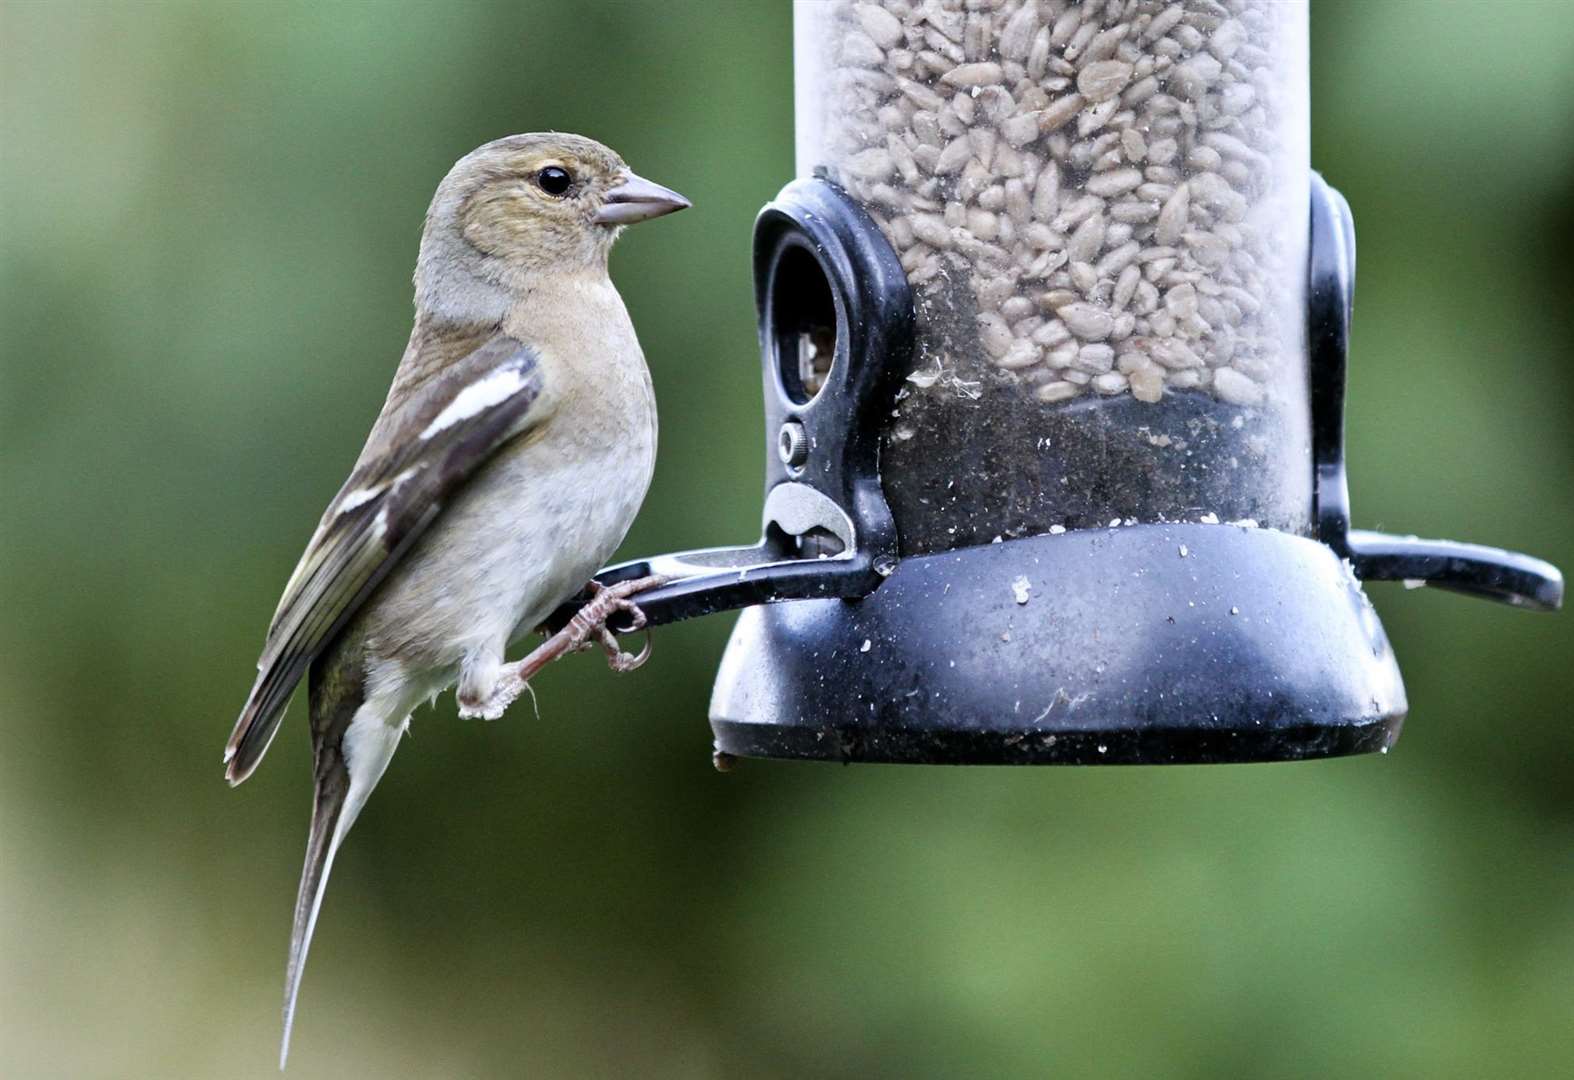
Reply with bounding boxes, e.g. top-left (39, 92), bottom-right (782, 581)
top-left (709, 523), bottom-right (1408, 765)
